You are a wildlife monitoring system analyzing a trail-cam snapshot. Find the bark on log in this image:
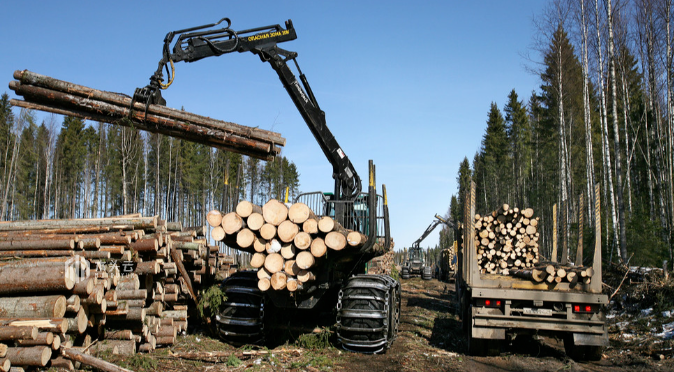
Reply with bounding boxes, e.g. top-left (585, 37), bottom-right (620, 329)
top-left (61, 347), bottom-right (134, 372)
top-left (0, 327), bottom-right (37, 341)
top-left (0, 296), bottom-right (66, 318)
top-left (0, 265), bottom-right (74, 294)
top-left (5, 346), bottom-right (50, 367)
top-left (0, 239), bottom-right (75, 250)
top-left (15, 332), bottom-right (53, 347)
